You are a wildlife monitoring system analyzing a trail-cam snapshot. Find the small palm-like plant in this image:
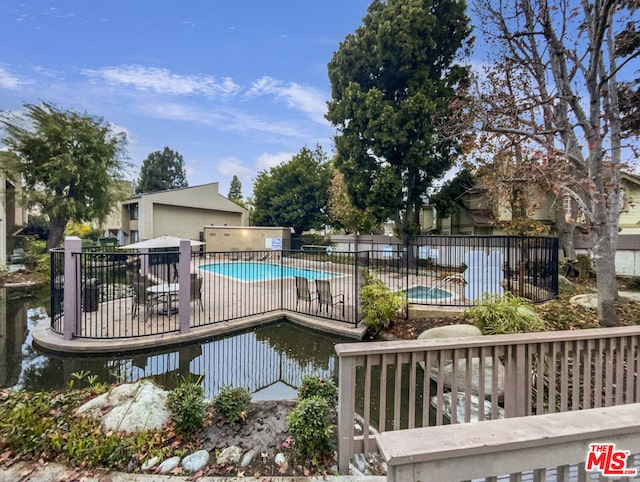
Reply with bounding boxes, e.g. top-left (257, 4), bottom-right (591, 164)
top-left (465, 292), bottom-right (546, 335)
